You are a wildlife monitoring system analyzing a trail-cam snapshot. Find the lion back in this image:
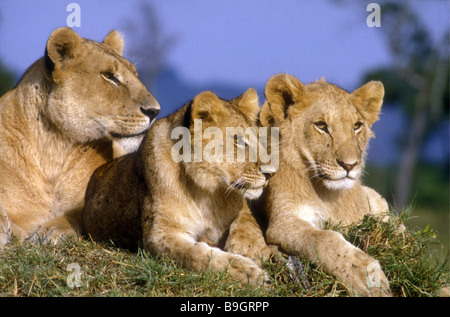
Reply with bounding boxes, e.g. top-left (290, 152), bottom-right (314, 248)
top-left (82, 153), bottom-right (143, 250)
